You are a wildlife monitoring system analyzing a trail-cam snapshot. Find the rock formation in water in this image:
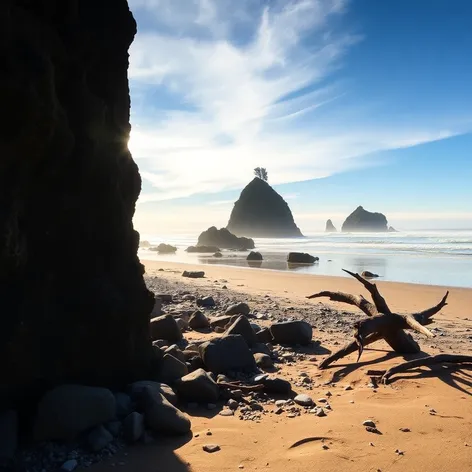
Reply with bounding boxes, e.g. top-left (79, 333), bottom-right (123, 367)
top-left (197, 227), bottom-right (255, 249)
top-left (227, 178), bottom-right (303, 238)
top-left (0, 0), bottom-right (155, 408)
top-left (388, 226), bottom-right (398, 233)
top-left (325, 219), bottom-right (337, 232)
top-left (287, 252), bottom-right (319, 264)
top-left (341, 206), bottom-right (389, 232)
